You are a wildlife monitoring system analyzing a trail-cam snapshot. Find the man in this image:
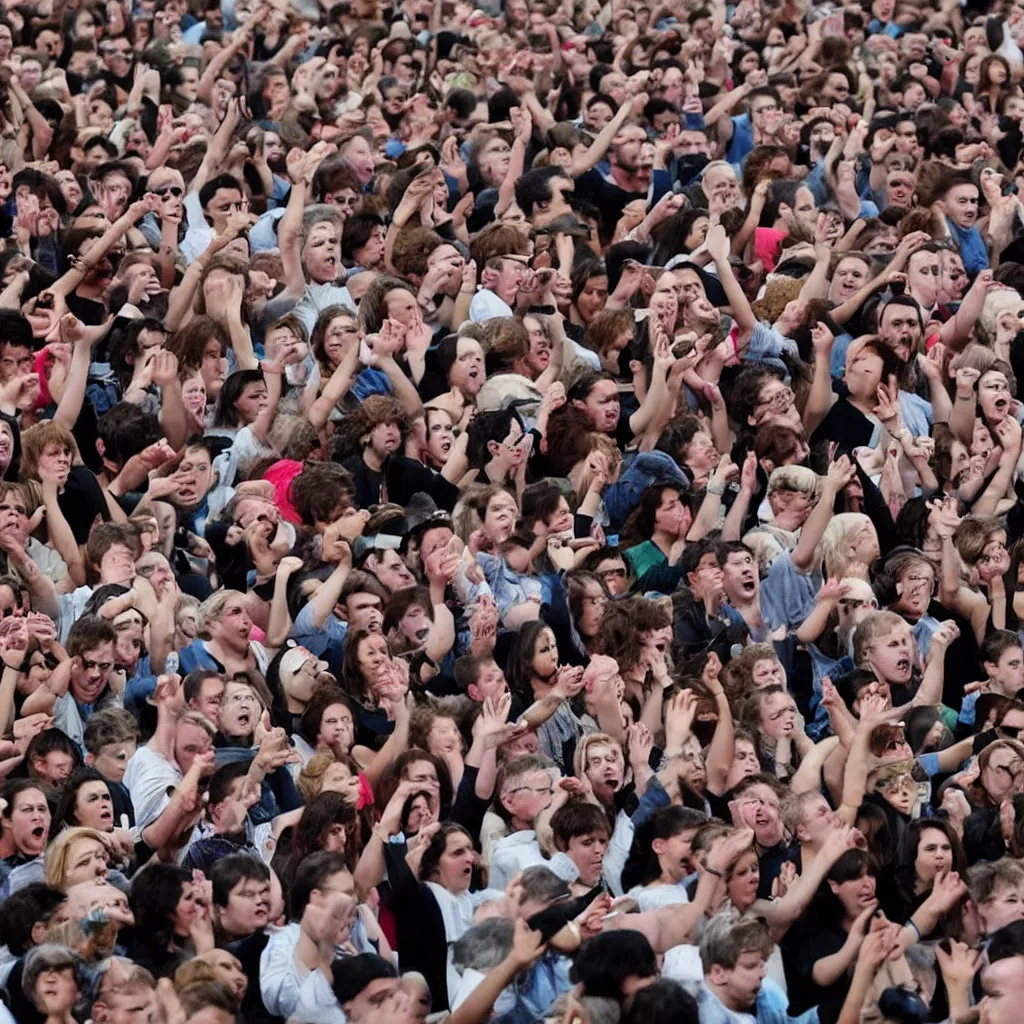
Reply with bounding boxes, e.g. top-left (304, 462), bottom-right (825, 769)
top-left (550, 801), bottom-right (612, 892)
top-left (980, 948), bottom-right (1024, 1024)
top-left (575, 126), bottom-right (652, 234)
top-left (52, 616), bottom-right (119, 748)
top-left (698, 916), bottom-right (812, 1024)
top-left (91, 961), bottom-right (158, 1024)
top-left (455, 654), bottom-right (509, 704)
top-left (727, 775), bottom-right (788, 898)
top-left (704, 82), bottom-right (783, 168)
top-left (514, 168), bottom-right (575, 228)
top-left (182, 173), bottom-right (245, 263)
top-left (933, 171), bottom-right (987, 273)
top-left (0, 310), bottom-right (34, 385)
top-left (91, 161), bottom-right (135, 222)
top-left (782, 791), bottom-right (840, 874)
top-left (184, 669), bottom-right (227, 729)
top-left (470, 255), bottom-right (528, 322)
top-left (488, 754), bottom-right (558, 889)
